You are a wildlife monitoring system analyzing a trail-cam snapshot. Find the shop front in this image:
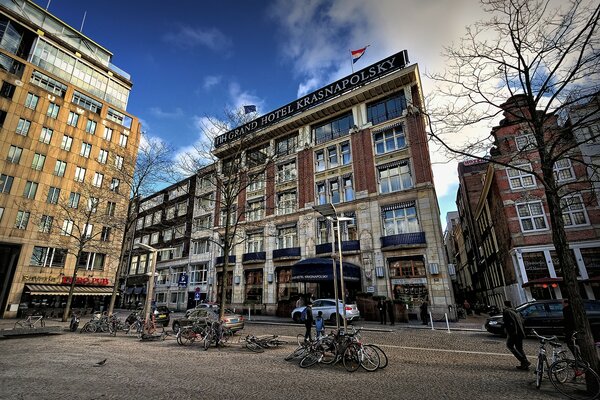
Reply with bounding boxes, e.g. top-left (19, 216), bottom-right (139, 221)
top-left (388, 257), bottom-right (428, 316)
top-left (291, 258), bottom-right (362, 301)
